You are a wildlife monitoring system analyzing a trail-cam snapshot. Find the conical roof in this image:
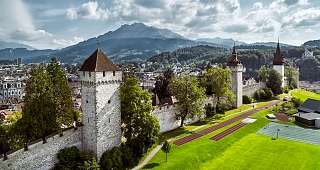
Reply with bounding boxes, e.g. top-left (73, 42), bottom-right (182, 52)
top-left (227, 44), bottom-right (241, 66)
top-left (273, 40), bottom-right (284, 65)
top-left (79, 48), bottom-right (120, 71)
